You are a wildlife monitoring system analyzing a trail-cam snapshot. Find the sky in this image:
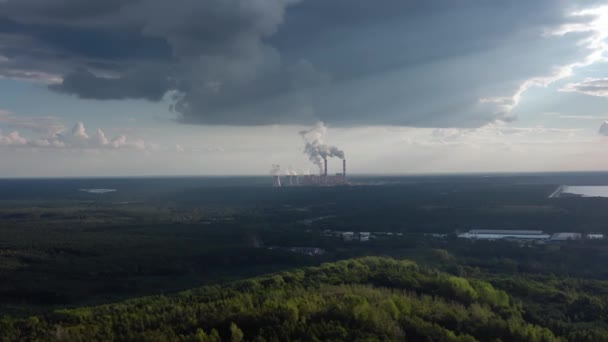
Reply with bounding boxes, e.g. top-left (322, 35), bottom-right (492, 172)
top-left (2, 1), bottom-right (608, 177)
